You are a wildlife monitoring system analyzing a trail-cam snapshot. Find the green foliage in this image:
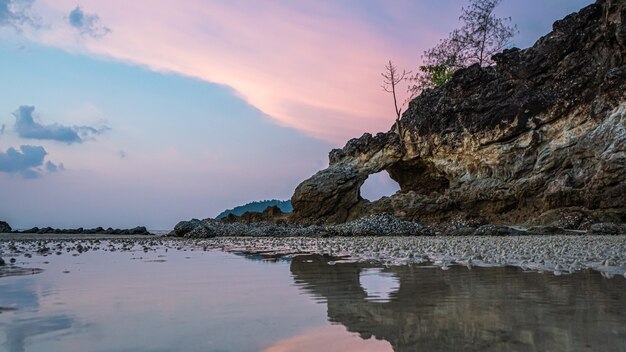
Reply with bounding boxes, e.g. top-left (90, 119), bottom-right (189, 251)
top-left (420, 64), bottom-right (455, 87)
top-left (409, 0), bottom-right (517, 94)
